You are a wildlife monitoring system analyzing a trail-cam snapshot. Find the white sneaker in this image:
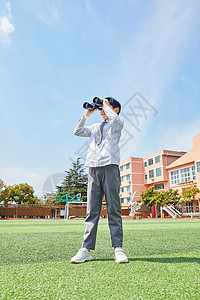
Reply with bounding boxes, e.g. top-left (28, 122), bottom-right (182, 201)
top-left (114, 247), bottom-right (129, 263)
top-left (70, 248), bottom-right (93, 263)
